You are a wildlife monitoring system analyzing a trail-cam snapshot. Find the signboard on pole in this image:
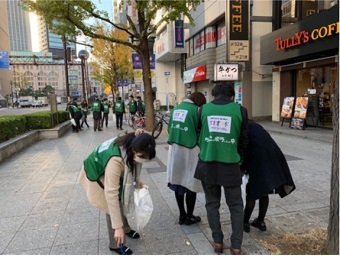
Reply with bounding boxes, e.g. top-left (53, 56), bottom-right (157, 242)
top-left (175, 20), bottom-right (184, 48)
top-left (0, 51), bottom-right (9, 69)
